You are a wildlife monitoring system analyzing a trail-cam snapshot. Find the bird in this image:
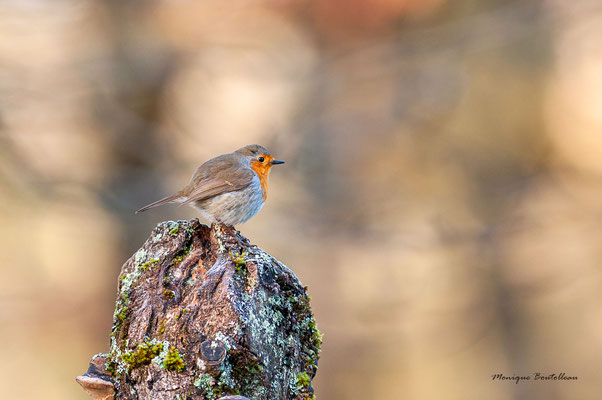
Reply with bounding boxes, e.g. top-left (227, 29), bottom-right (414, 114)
top-left (136, 144), bottom-right (284, 226)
